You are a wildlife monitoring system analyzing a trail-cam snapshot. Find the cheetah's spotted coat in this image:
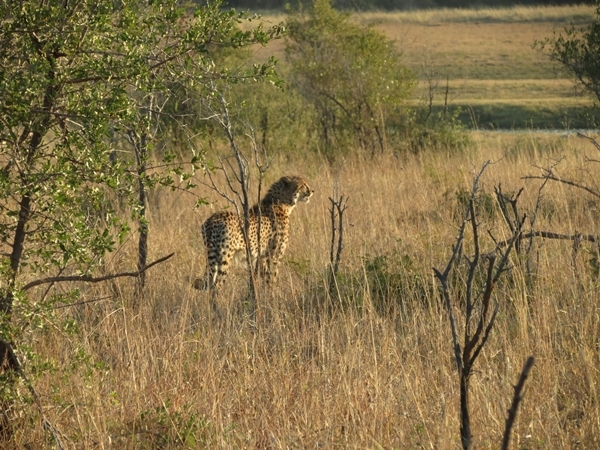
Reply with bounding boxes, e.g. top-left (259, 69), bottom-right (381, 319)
top-left (195, 175), bottom-right (313, 290)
